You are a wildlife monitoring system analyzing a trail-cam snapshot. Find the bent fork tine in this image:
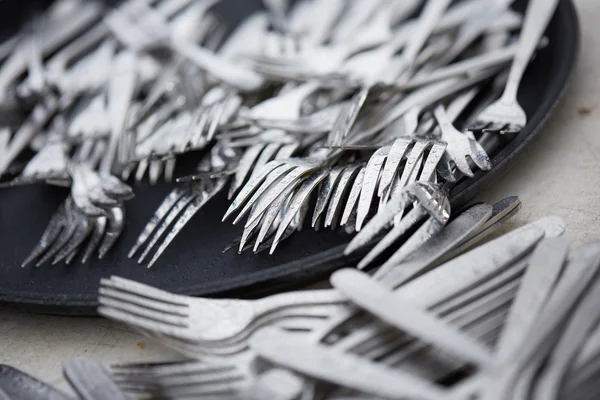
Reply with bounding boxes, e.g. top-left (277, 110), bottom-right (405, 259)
top-left (21, 202), bottom-right (69, 267)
